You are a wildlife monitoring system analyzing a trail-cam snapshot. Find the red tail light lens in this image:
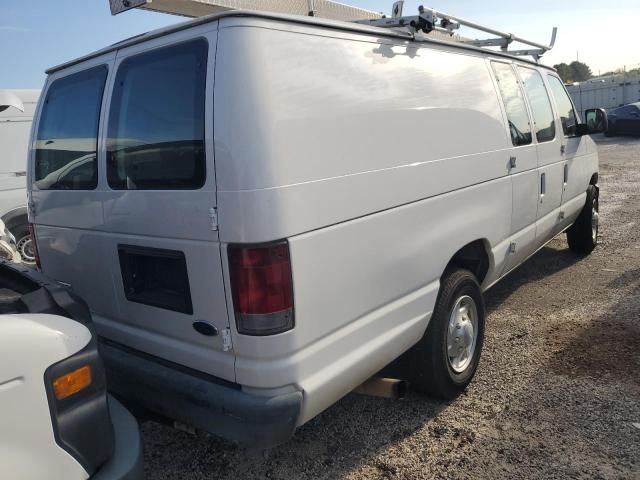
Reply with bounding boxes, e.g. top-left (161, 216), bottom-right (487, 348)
top-left (28, 223), bottom-right (41, 270)
top-left (228, 241), bottom-right (294, 336)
